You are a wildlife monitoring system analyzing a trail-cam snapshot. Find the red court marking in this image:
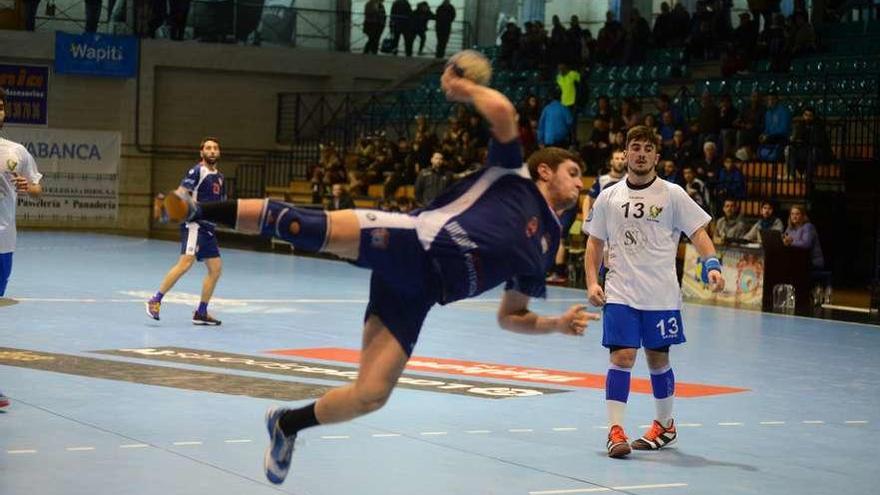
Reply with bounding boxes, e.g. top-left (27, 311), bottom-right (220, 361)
top-left (266, 348), bottom-right (749, 398)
